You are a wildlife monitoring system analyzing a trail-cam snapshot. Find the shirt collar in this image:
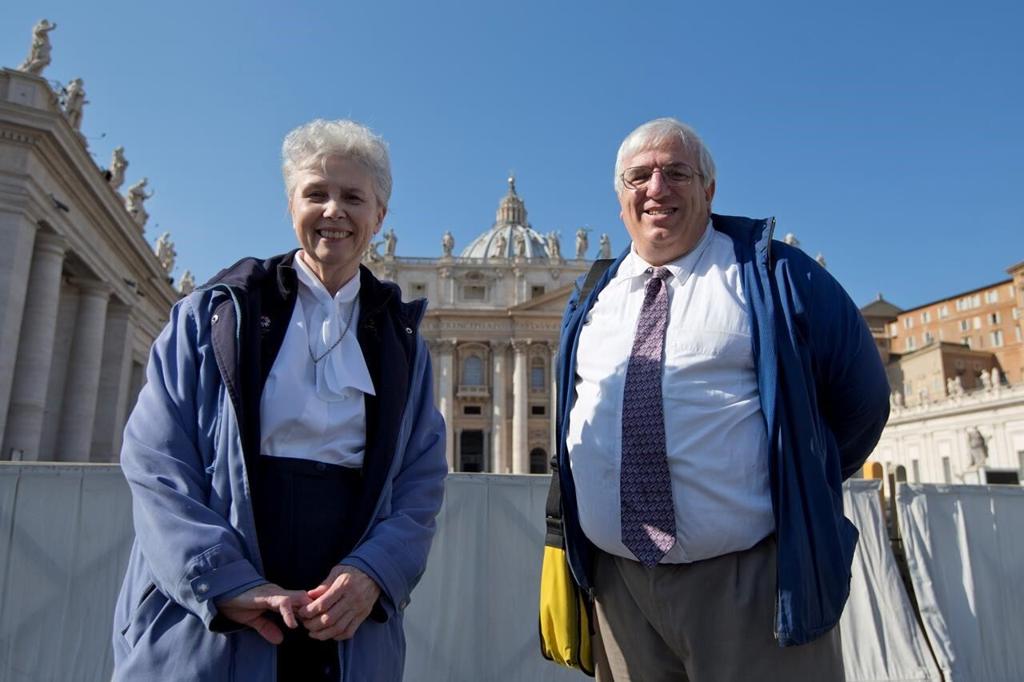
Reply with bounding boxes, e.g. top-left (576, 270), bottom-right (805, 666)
top-left (294, 251), bottom-right (361, 308)
top-left (622, 218), bottom-right (714, 283)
